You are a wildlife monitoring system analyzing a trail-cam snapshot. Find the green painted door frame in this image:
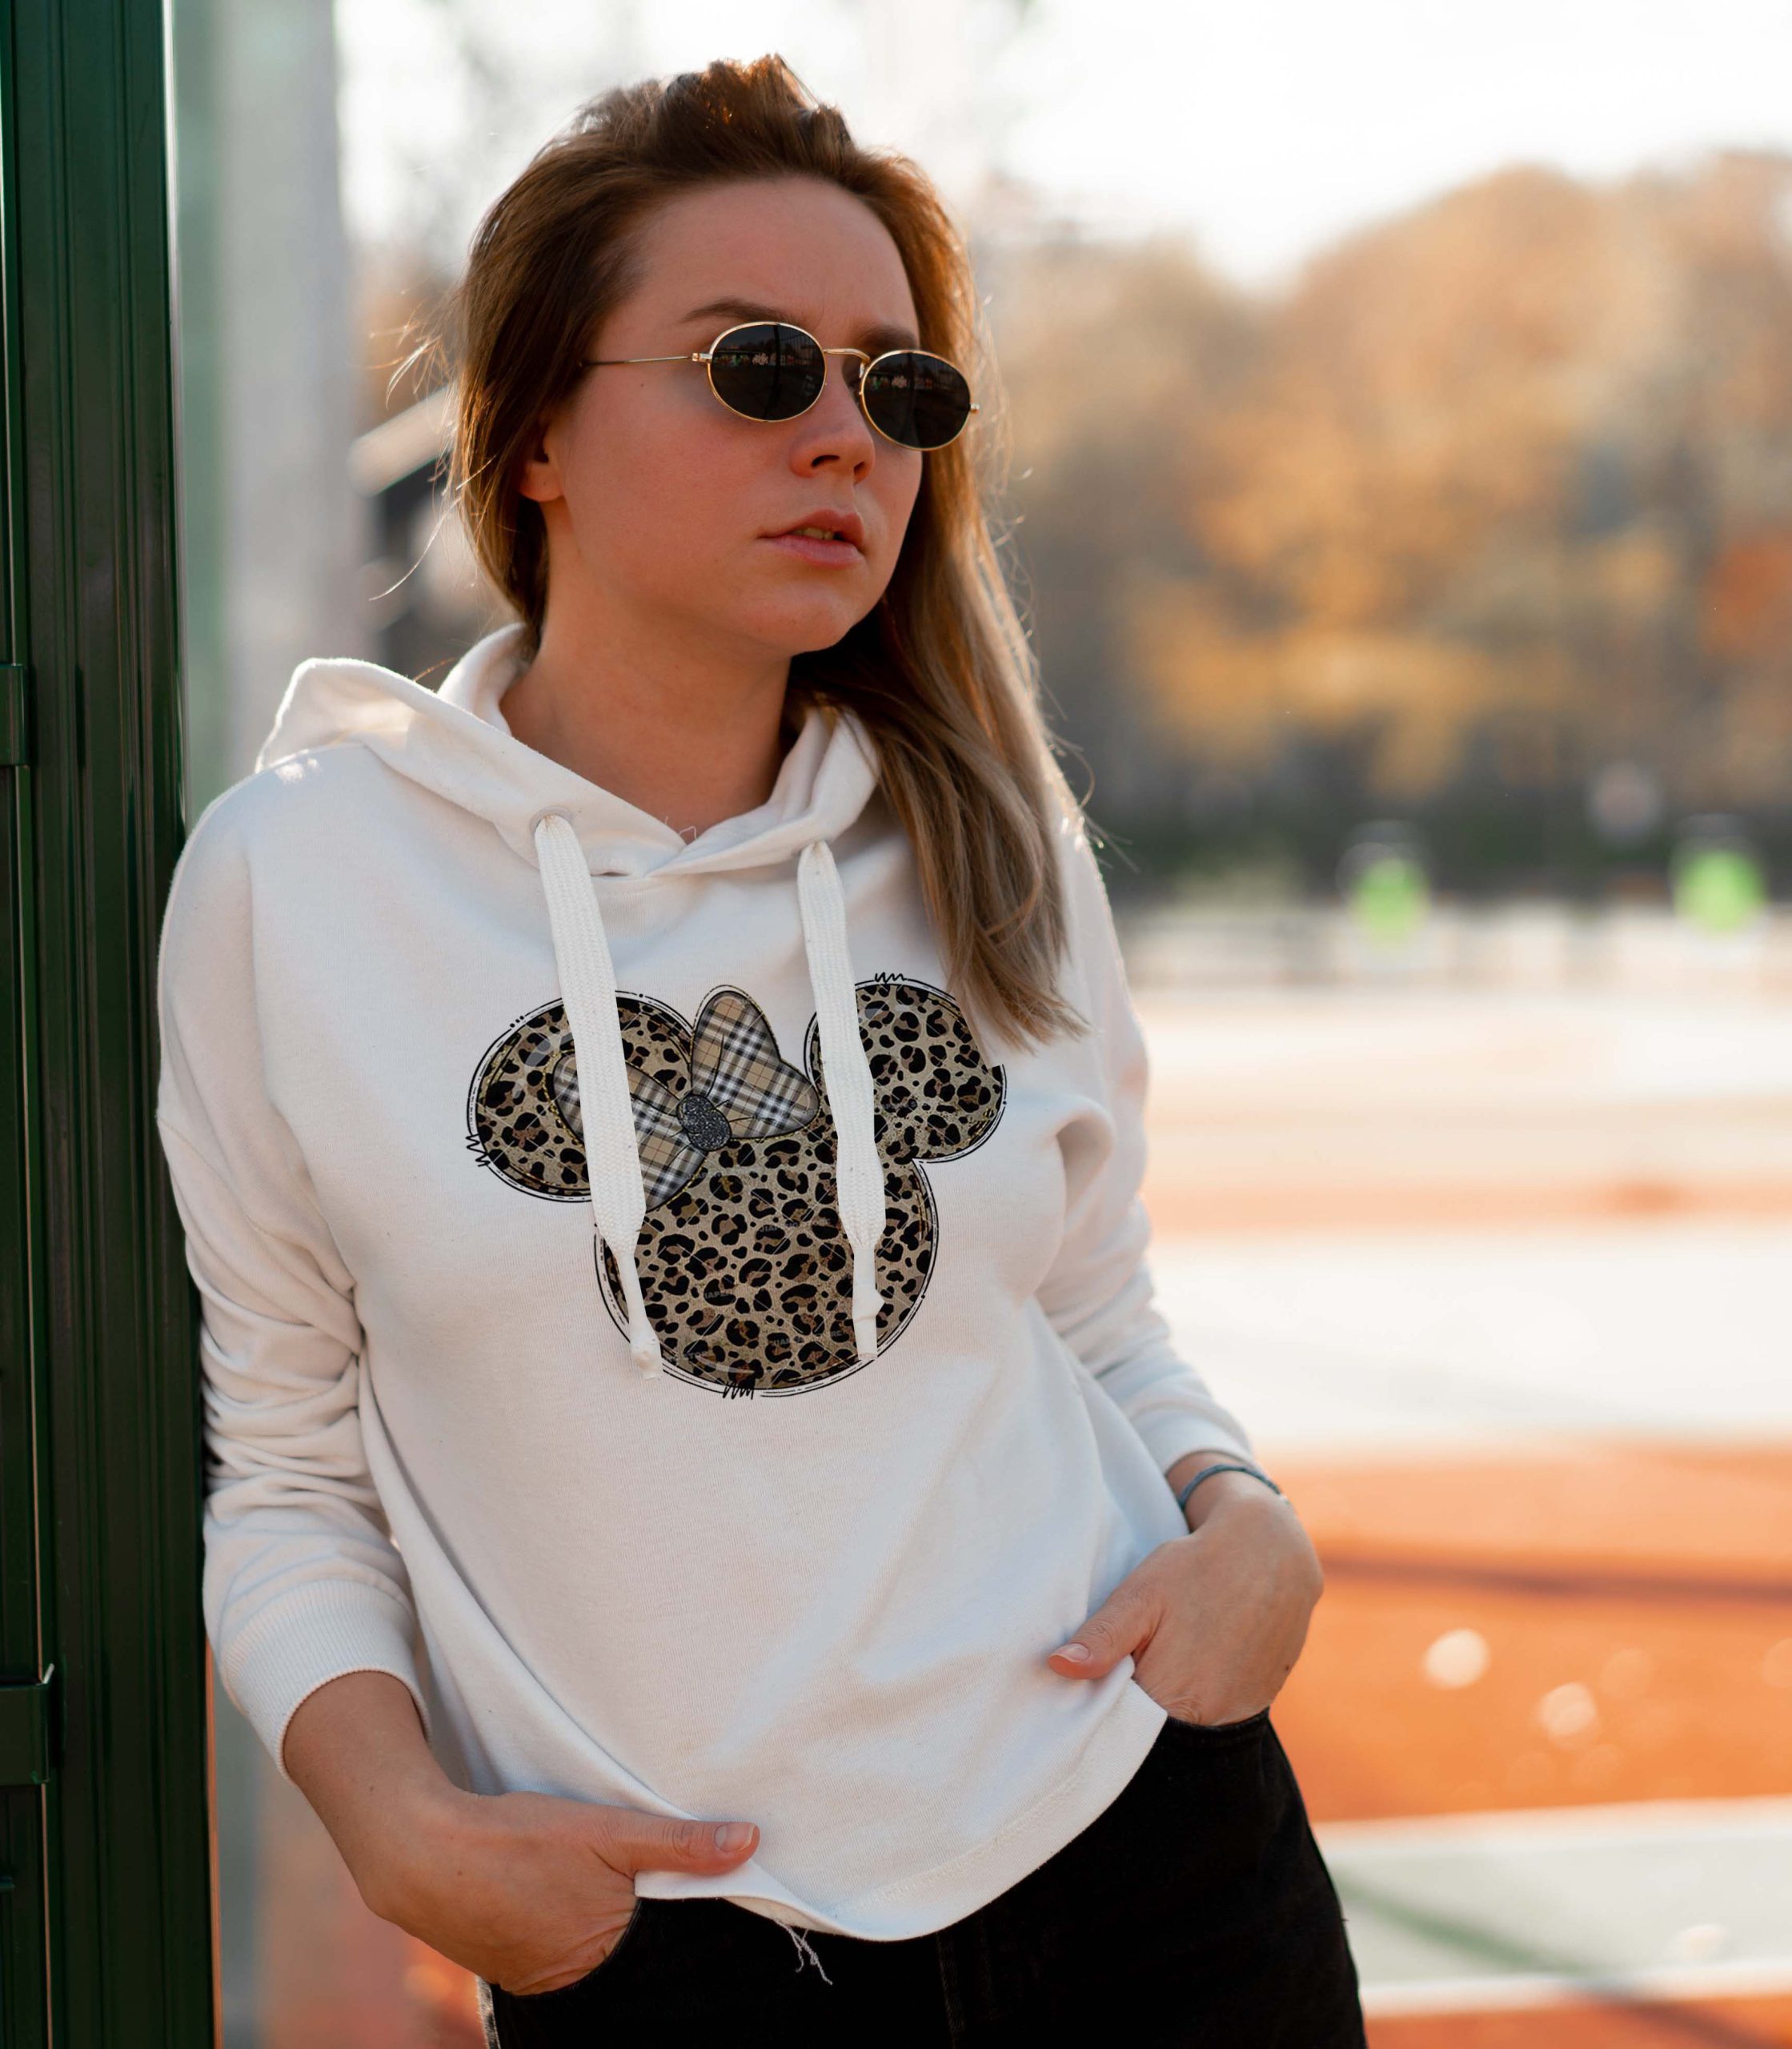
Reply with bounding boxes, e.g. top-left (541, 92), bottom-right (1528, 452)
top-left (0, 0), bottom-right (215, 2042)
